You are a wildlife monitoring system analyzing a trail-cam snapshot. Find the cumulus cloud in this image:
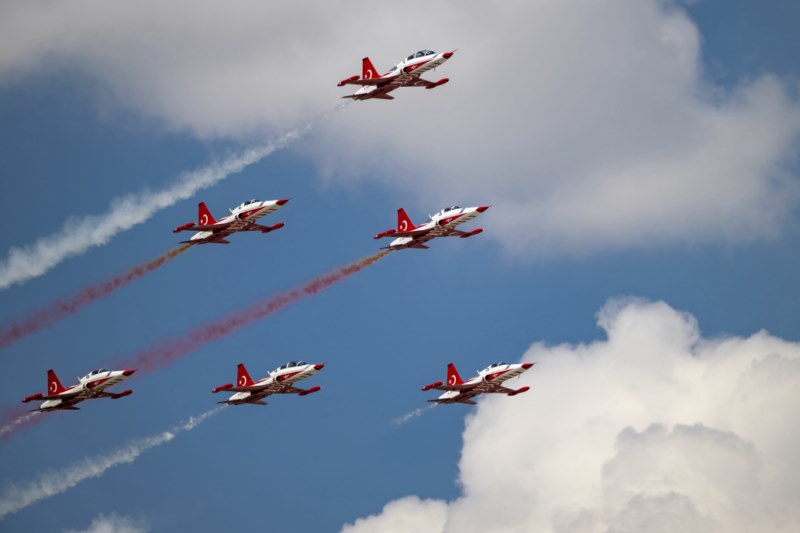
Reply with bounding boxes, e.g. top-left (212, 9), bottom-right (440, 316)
top-left (63, 513), bottom-right (148, 533)
top-left (341, 299), bottom-right (800, 533)
top-left (342, 496), bottom-right (447, 533)
top-left (0, 0), bottom-right (797, 256)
